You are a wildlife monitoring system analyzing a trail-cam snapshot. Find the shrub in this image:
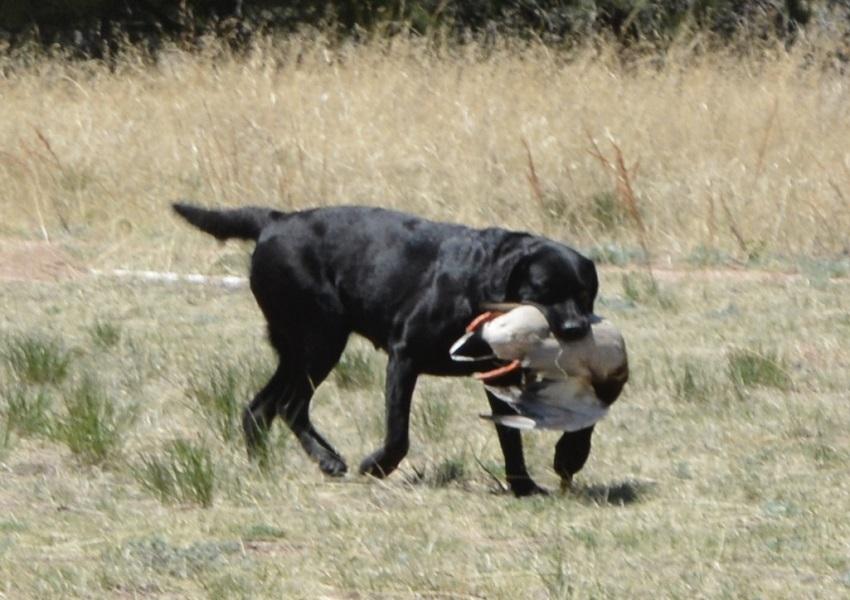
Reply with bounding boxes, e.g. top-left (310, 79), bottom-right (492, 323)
top-left (1, 385), bottom-right (53, 438)
top-left (3, 334), bottom-right (71, 385)
top-left (54, 374), bottom-right (136, 464)
top-left (134, 439), bottom-right (216, 507)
